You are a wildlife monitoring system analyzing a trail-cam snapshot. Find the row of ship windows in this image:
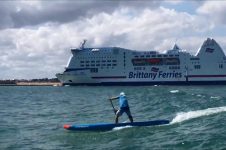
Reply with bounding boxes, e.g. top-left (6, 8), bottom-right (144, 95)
top-left (134, 55), bottom-right (179, 58)
top-left (133, 64), bottom-right (224, 70)
top-left (76, 56), bottom-right (115, 59)
top-left (90, 67), bottom-right (117, 72)
top-left (132, 51), bottom-right (157, 55)
top-left (81, 64), bottom-right (117, 67)
top-left (80, 60), bottom-right (117, 63)
top-left (79, 52), bottom-right (112, 55)
top-left (194, 65), bottom-right (201, 69)
top-left (133, 65), bottom-right (224, 70)
top-left (194, 64), bottom-right (224, 69)
top-left (190, 58), bottom-right (200, 60)
top-left (134, 66), bottom-right (180, 70)
top-left (139, 56), bottom-right (226, 60)
top-left (132, 58), bottom-right (180, 66)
